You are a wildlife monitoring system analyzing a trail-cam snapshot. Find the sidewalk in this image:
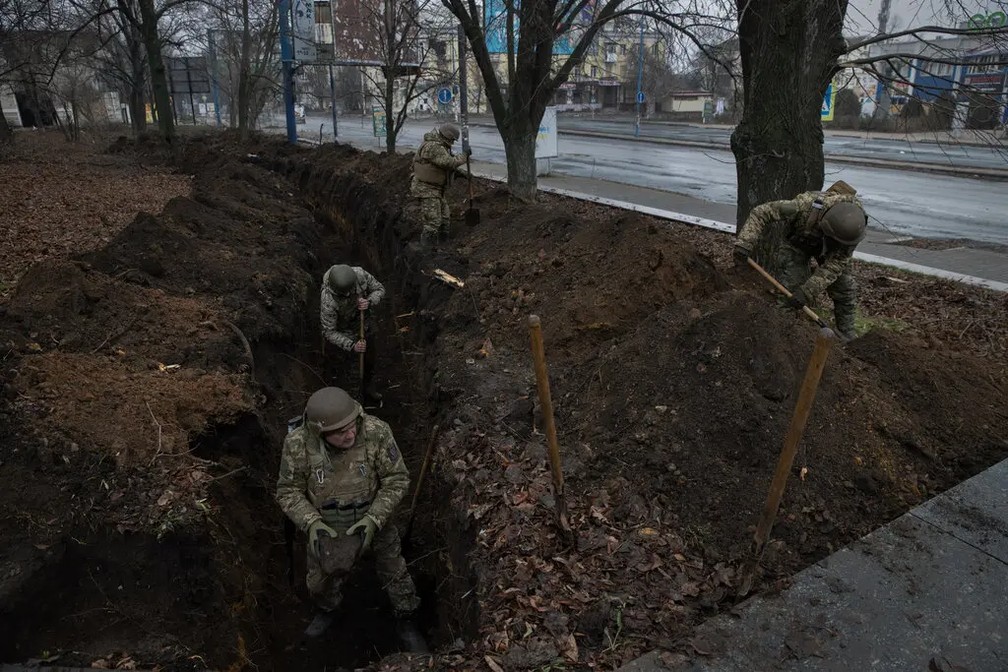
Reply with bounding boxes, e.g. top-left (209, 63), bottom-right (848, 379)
top-left (468, 160), bottom-right (1008, 290)
top-left (617, 457), bottom-right (1008, 672)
